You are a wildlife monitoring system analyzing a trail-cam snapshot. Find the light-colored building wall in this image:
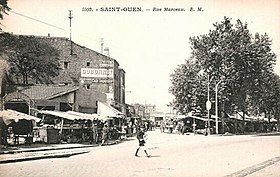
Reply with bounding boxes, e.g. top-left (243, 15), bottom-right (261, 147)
top-left (36, 36), bottom-right (126, 113)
